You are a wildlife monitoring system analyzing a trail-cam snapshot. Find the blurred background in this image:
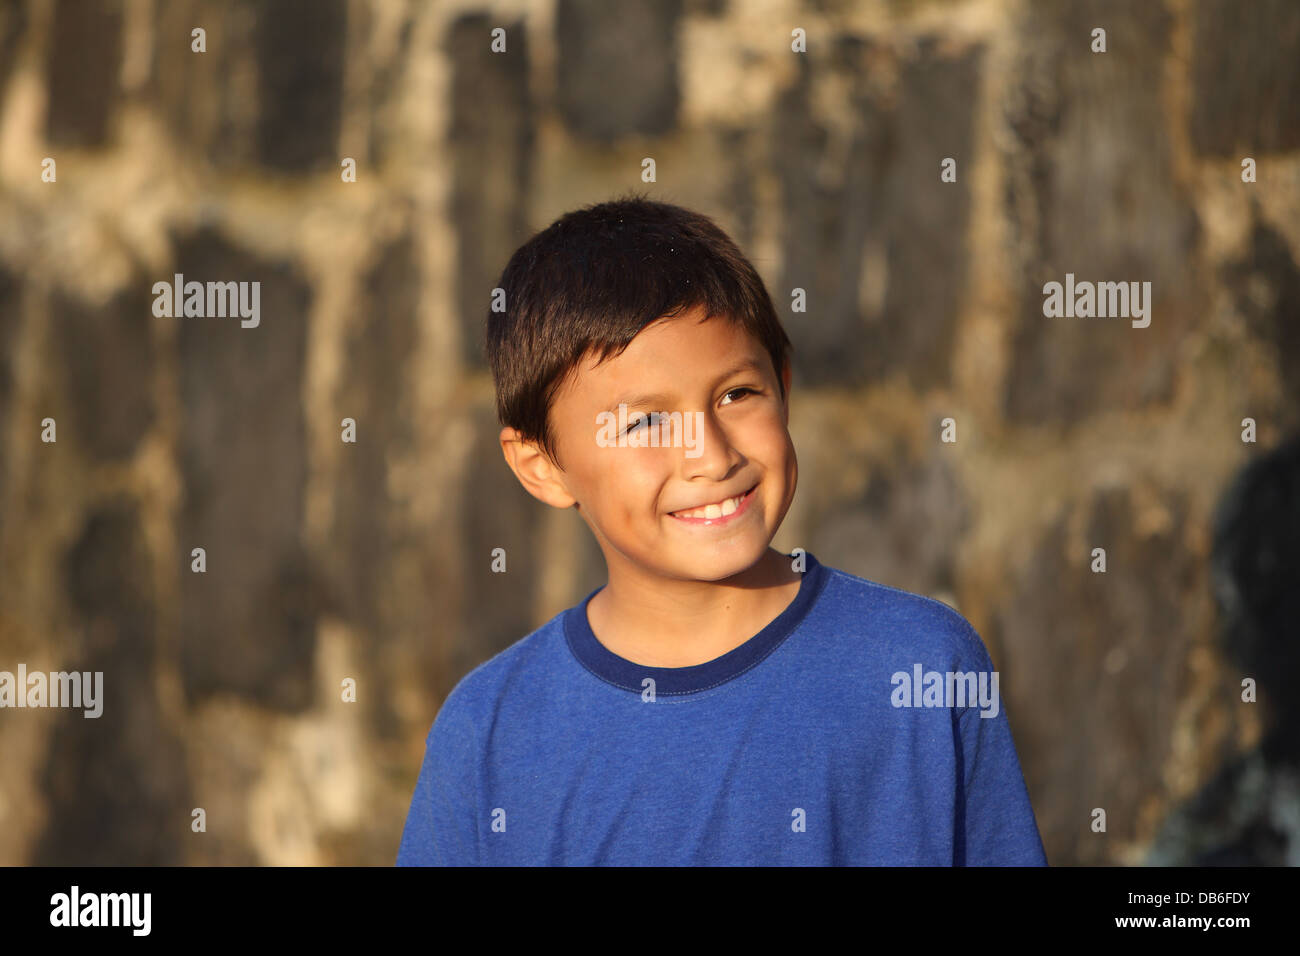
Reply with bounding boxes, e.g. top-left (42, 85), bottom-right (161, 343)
top-left (0, 0), bottom-right (1297, 866)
